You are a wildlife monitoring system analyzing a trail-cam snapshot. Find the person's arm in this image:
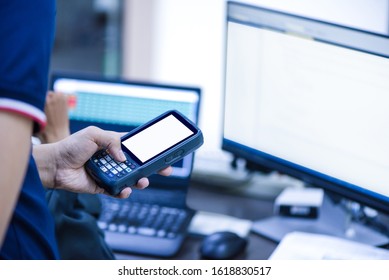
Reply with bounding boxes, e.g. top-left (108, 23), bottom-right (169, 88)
top-left (0, 111), bottom-right (33, 245)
